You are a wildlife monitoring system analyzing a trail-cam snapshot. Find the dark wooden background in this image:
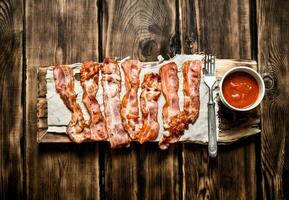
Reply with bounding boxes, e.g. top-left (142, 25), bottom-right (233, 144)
top-left (1, 0), bottom-right (288, 199)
